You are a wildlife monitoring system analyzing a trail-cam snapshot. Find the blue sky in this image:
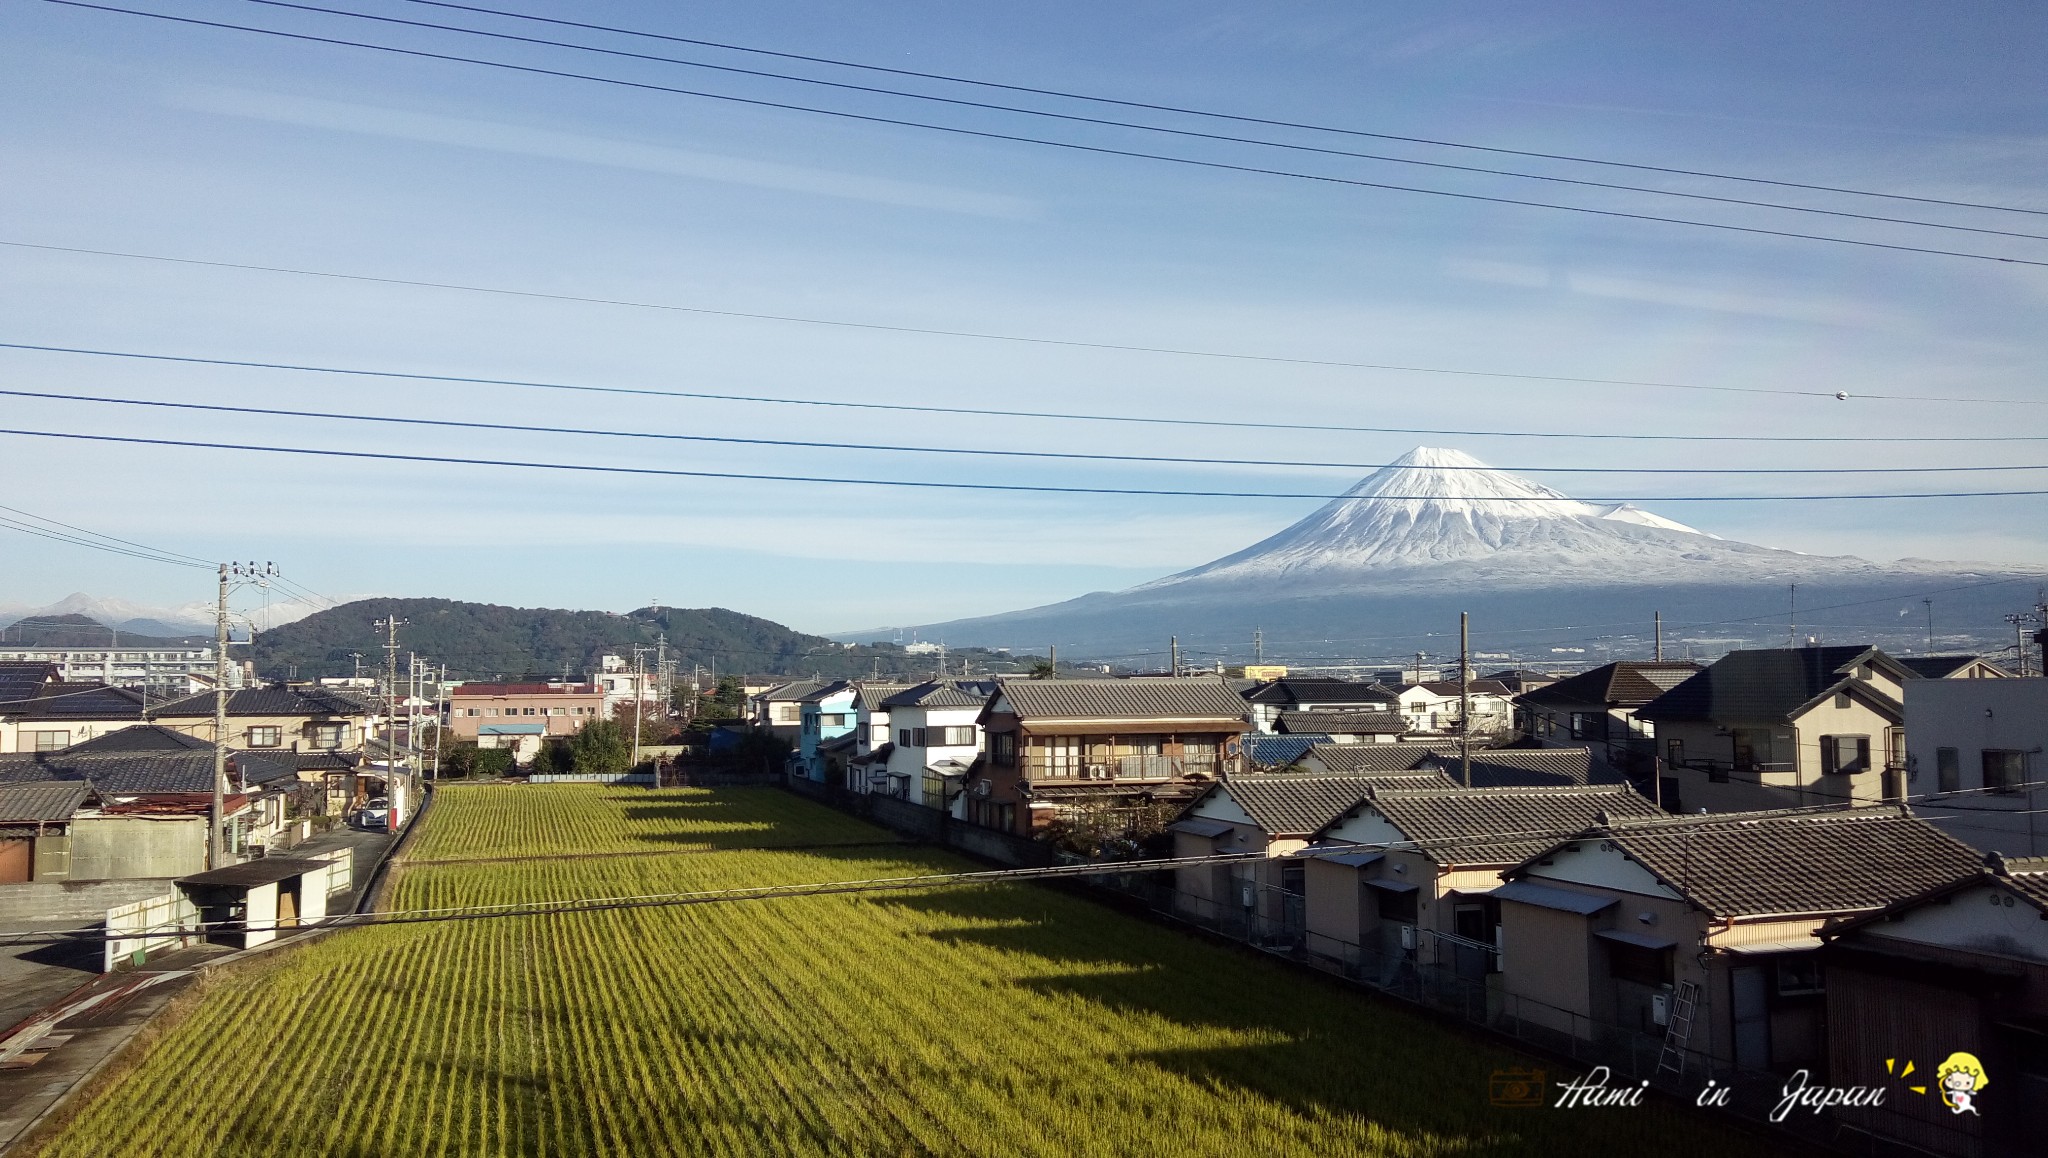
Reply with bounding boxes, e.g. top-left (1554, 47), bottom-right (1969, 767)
top-left (1, 0), bottom-right (2044, 633)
